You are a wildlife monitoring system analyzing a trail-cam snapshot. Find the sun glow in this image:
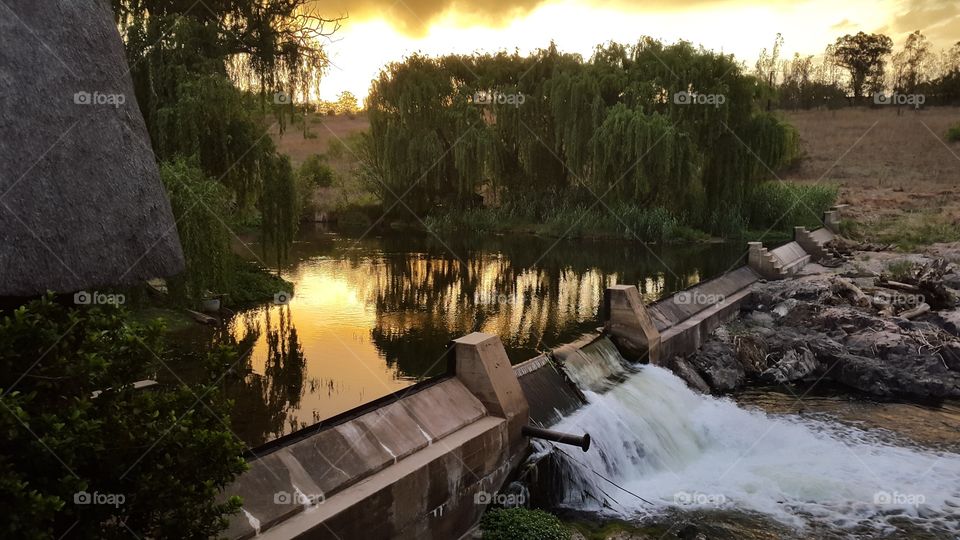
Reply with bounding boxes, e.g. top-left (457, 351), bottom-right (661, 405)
top-left (317, 0), bottom-right (912, 102)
